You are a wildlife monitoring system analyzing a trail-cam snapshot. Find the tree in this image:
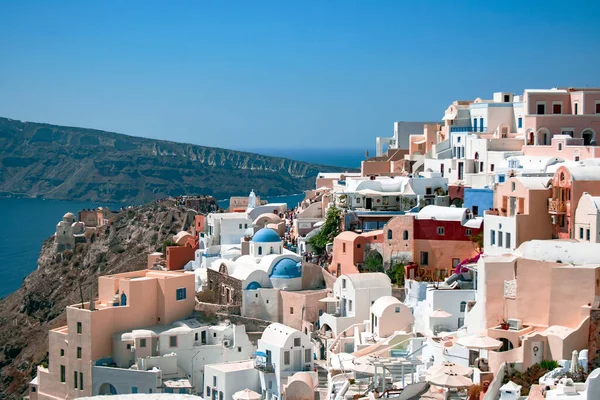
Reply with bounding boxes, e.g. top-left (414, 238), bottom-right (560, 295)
top-left (470, 232), bottom-right (484, 254)
top-left (386, 262), bottom-right (405, 286)
top-left (308, 207), bottom-right (341, 255)
top-left (363, 251), bottom-right (384, 273)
